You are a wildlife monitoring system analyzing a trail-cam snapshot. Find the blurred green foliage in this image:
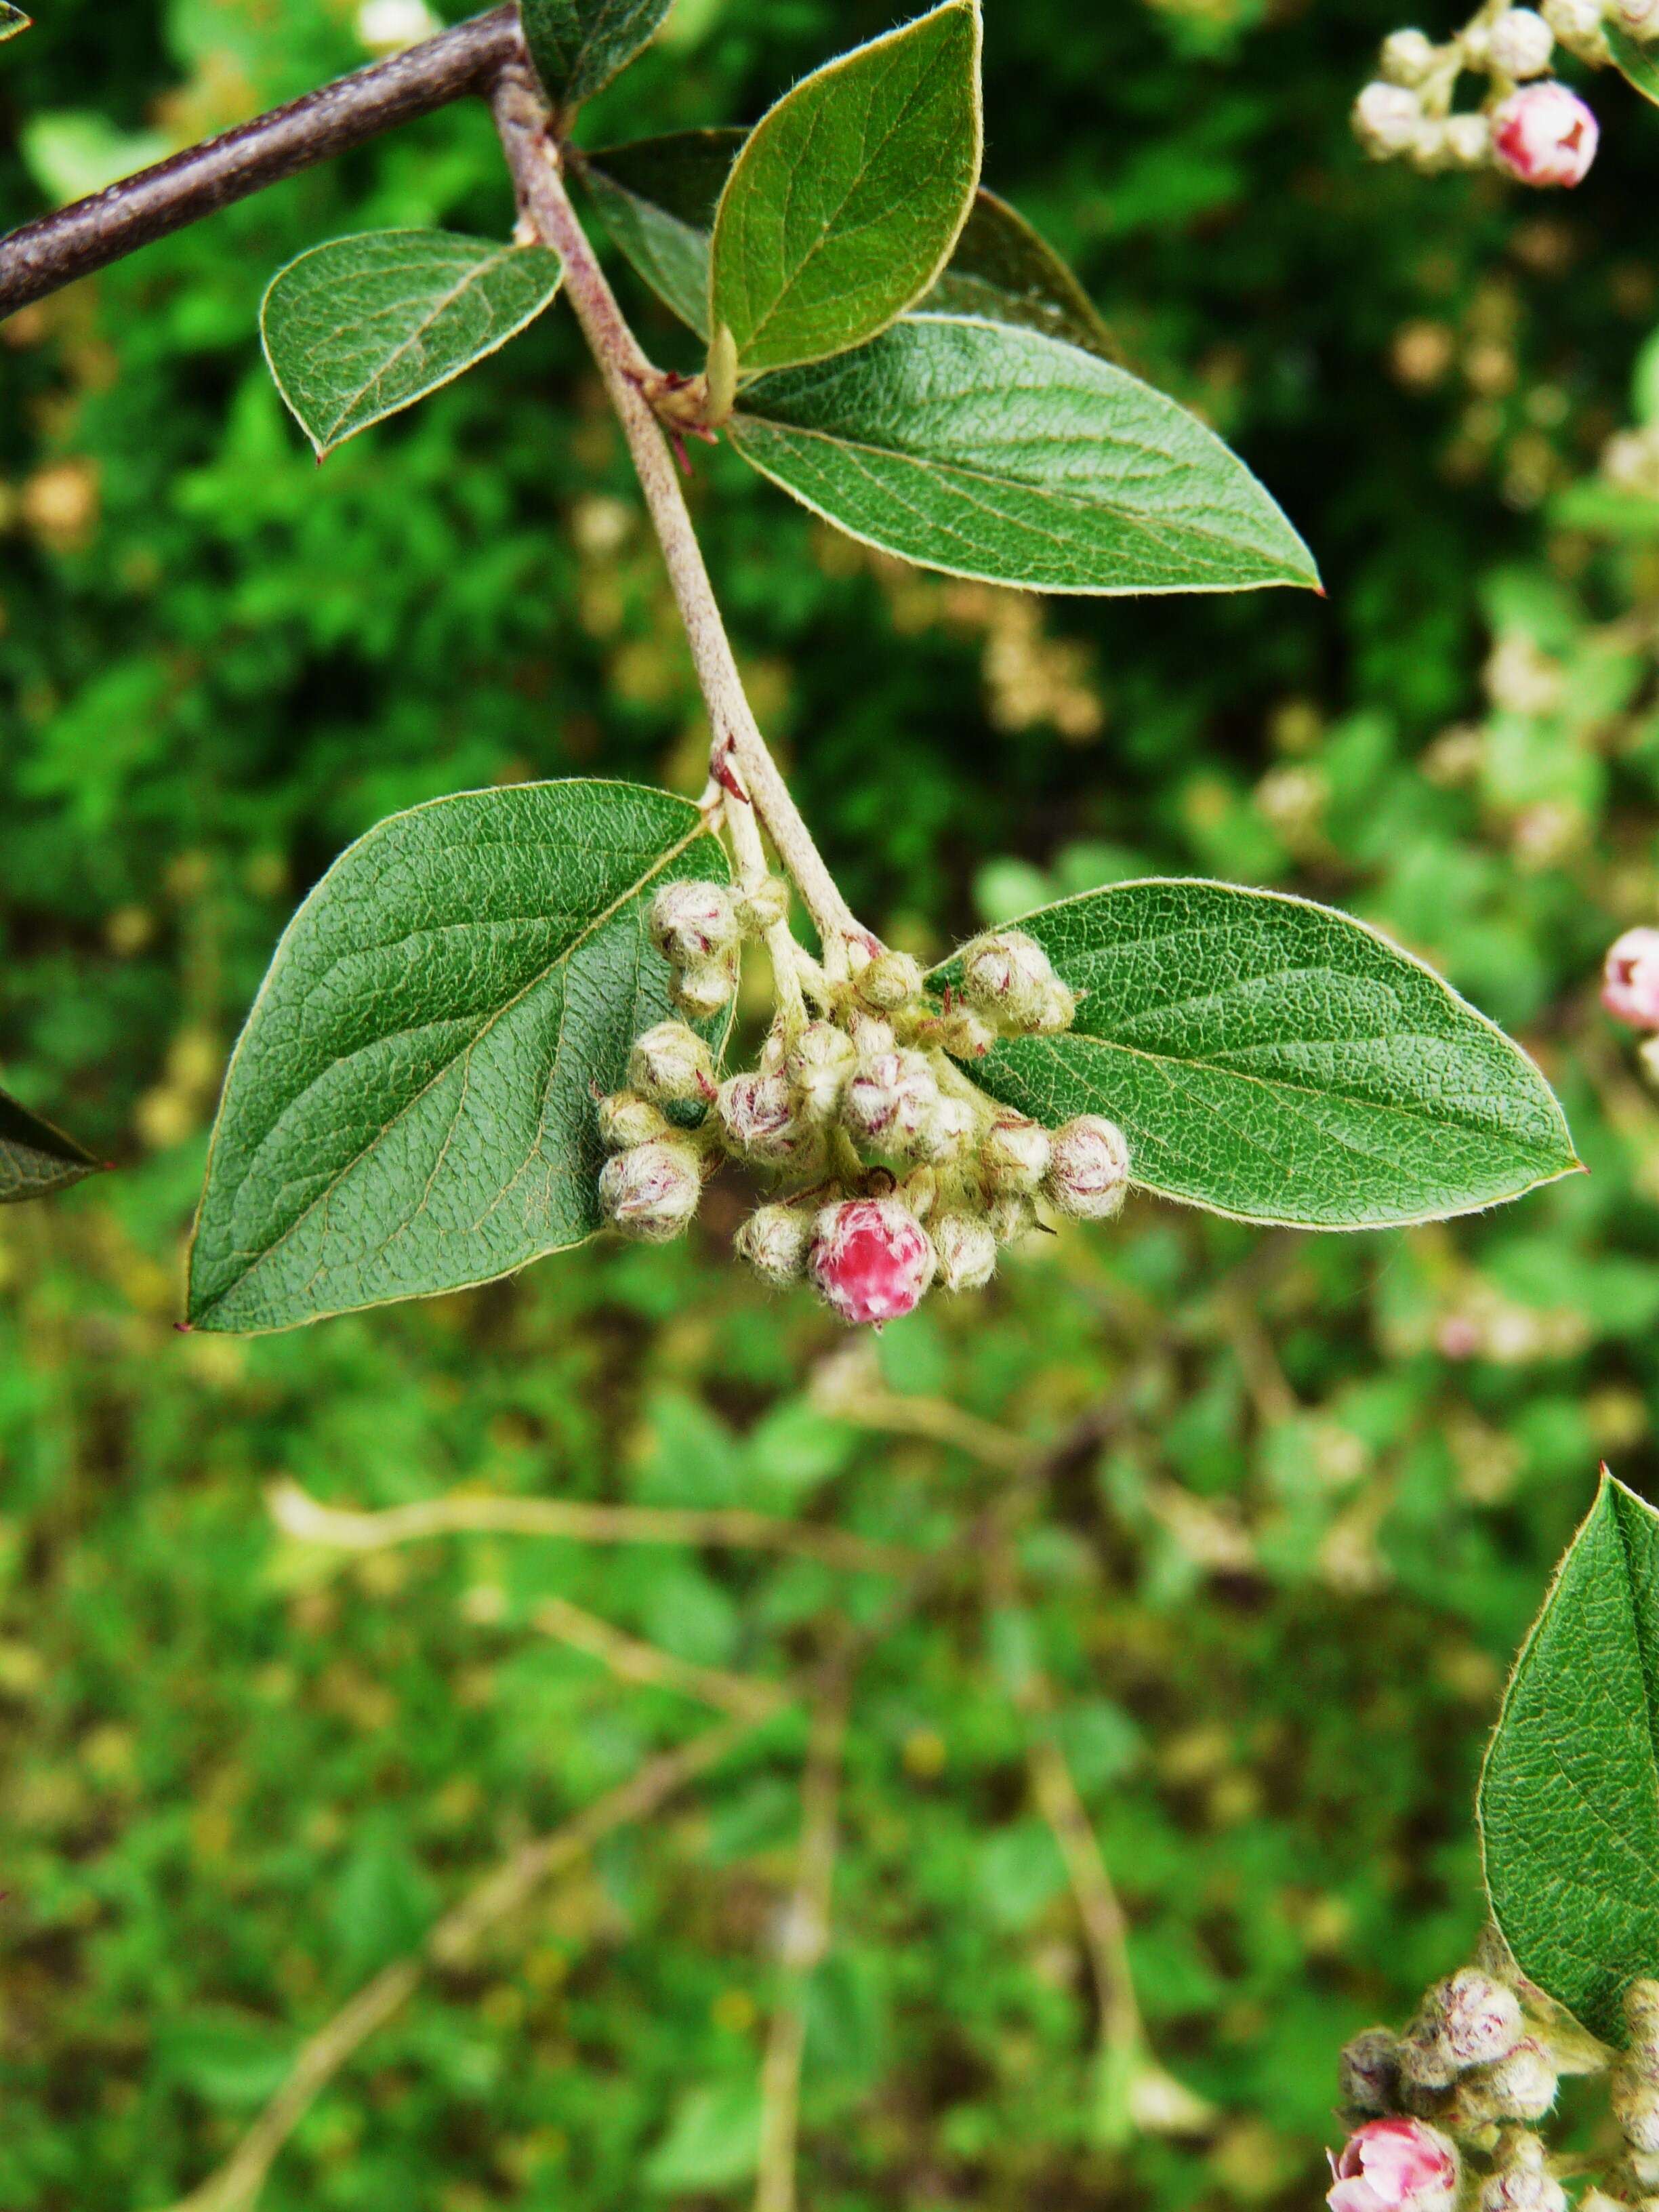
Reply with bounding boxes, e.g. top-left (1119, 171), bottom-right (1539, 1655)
top-left (7, 0), bottom-right (1659, 2204)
